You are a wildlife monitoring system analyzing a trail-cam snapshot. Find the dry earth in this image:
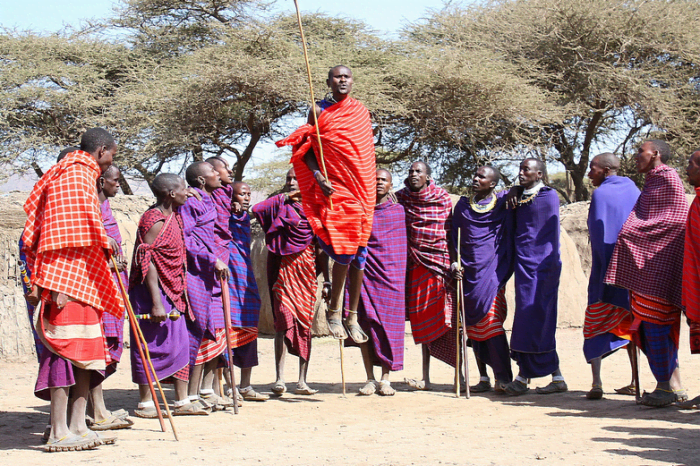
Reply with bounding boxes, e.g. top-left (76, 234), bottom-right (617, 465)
top-left (1, 327), bottom-right (699, 466)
